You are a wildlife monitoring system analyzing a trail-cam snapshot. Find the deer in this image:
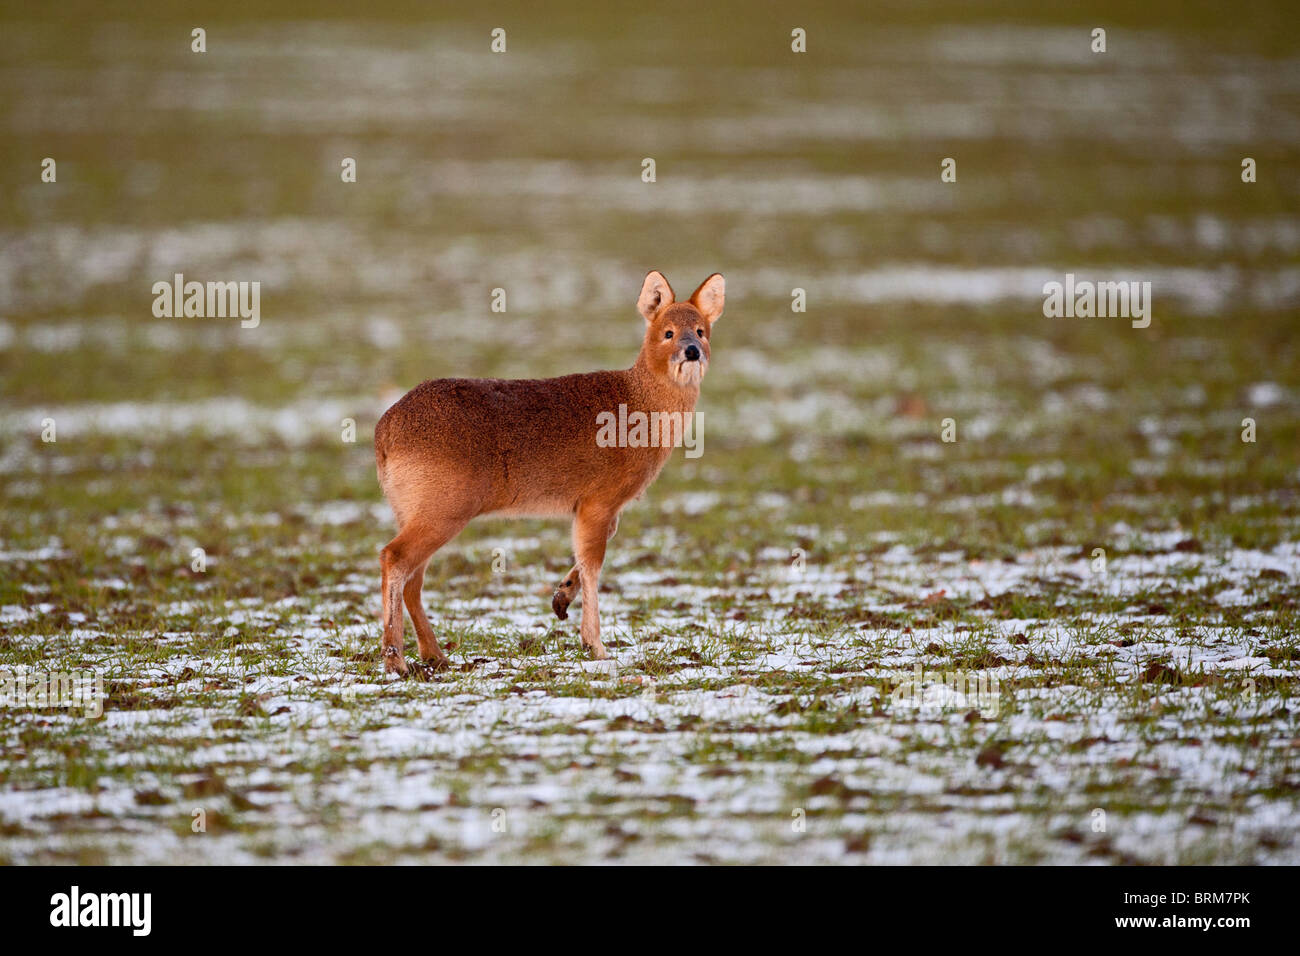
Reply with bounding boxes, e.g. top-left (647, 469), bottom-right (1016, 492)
top-left (373, 271), bottom-right (724, 676)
